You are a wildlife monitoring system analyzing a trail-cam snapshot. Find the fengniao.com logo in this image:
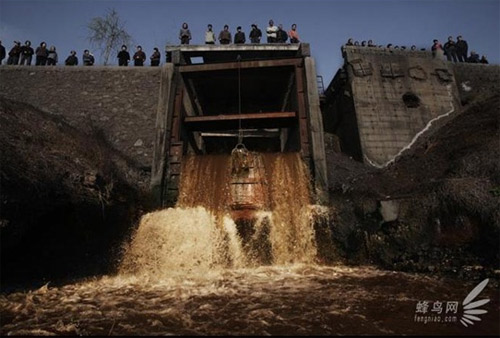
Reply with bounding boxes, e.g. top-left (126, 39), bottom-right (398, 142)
top-left (414, 278), bottom-right (490, 327)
